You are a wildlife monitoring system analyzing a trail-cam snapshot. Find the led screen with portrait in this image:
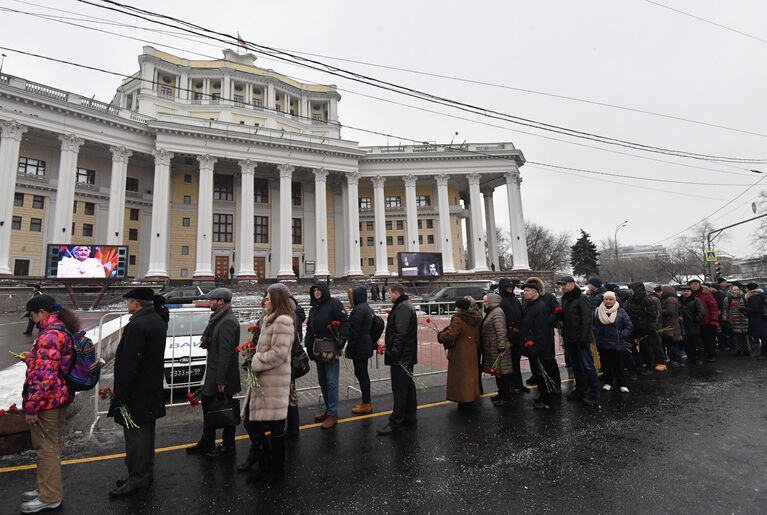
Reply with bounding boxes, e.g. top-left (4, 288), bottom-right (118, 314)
top-left (45, 244), bottom-right (129, 280)
top-left (397, 252), bottom-right (443, 279)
